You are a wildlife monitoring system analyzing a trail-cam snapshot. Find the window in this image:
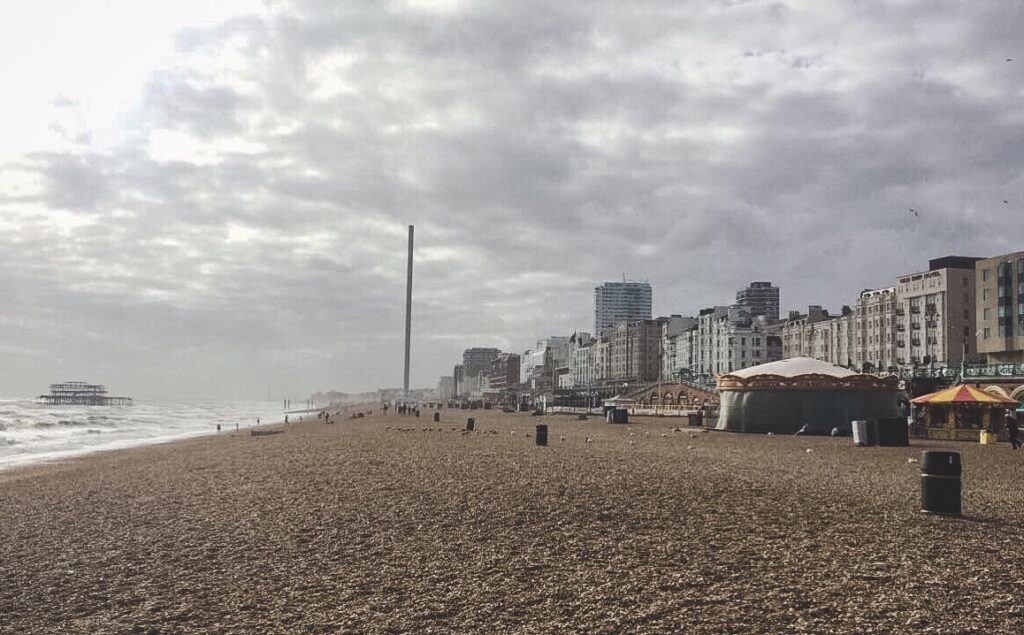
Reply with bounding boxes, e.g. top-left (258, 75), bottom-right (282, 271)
top-left (963, 310), bottom-right (969, 319)
top-left (982, 269), bottom-right (989, 281)
top-left (984, 308), bottom-right (991, 320)
top-left (982, 289), bottom-right (989, 301)
top-left (984, 327), bottom-right (991, 339)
